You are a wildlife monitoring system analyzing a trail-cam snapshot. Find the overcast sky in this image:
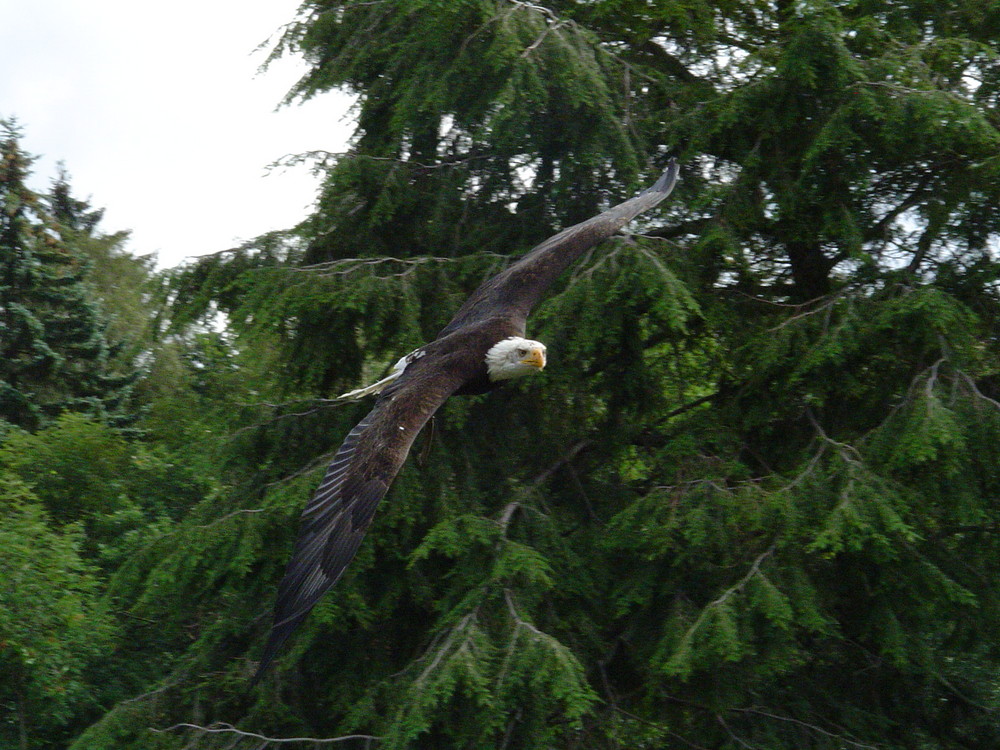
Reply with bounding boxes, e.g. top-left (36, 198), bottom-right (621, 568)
top-left (1, 0), bottom-right (353, 267)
